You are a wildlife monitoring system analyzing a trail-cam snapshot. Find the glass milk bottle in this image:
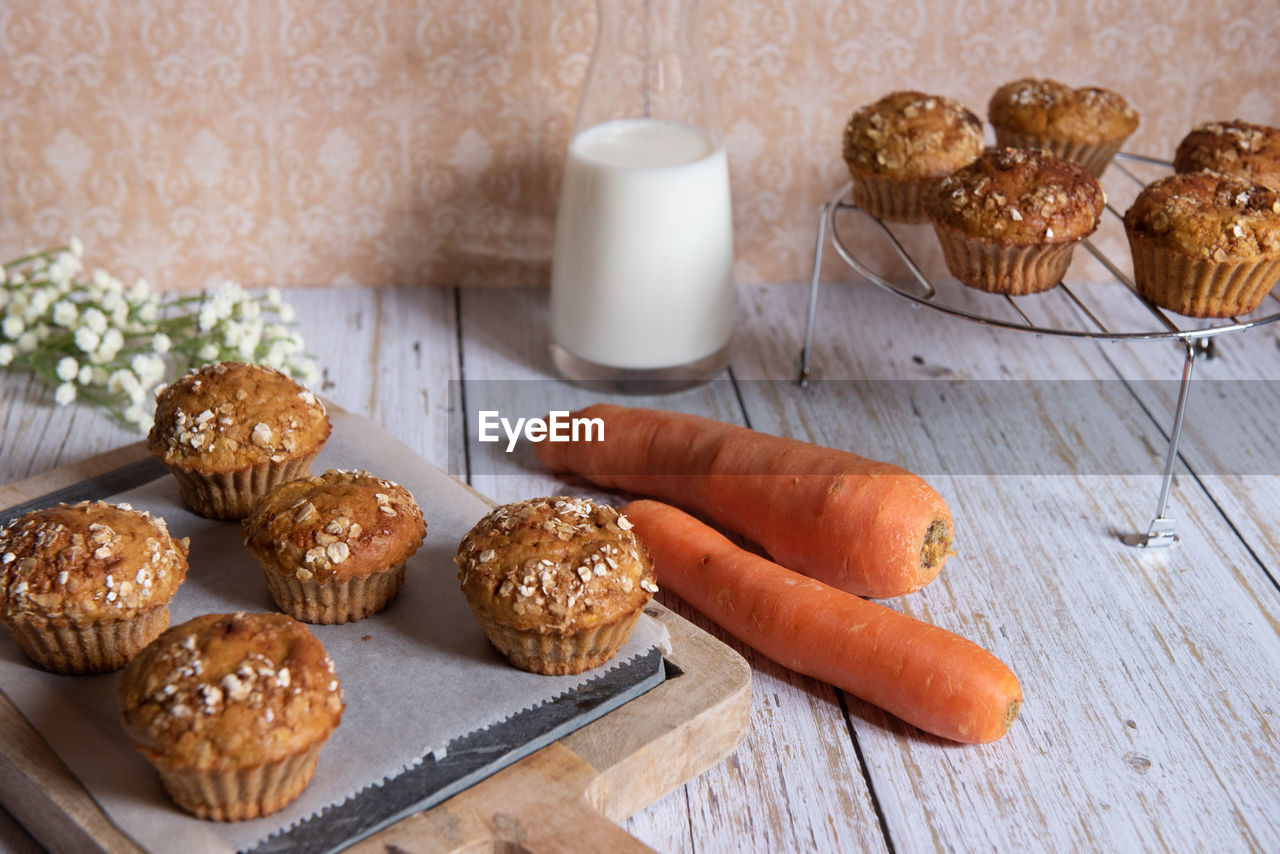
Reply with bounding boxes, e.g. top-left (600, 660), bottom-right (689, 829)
top-left (549, 0), bottom-right (734, 389)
